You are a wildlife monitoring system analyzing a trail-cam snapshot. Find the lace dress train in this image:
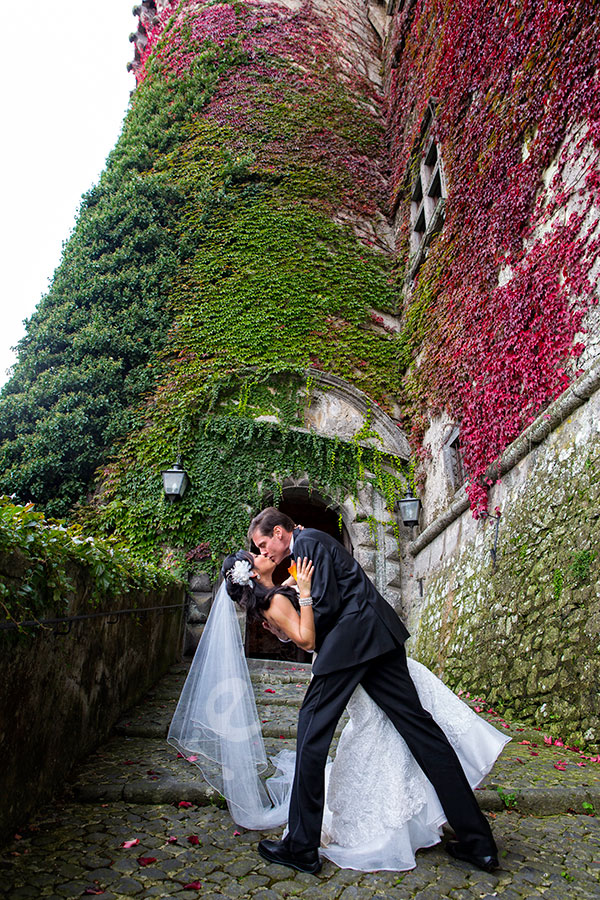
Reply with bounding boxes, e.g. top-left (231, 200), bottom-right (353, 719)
top-left (272, 659), bottom-right (510, 872)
